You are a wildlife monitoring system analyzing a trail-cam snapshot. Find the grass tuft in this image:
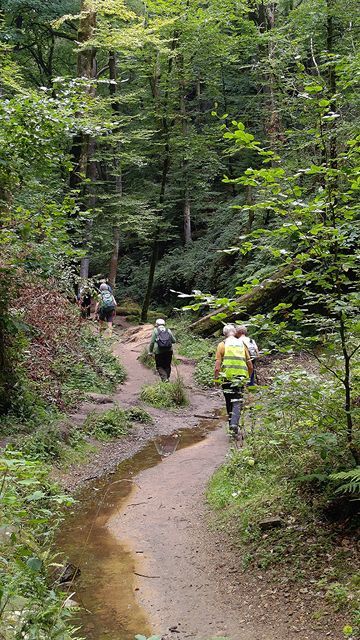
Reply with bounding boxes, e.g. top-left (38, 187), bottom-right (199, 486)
top-left (125, 406), bottom-right (153, 424)
top-left (138, 348), bottom-right (156, 370)
top-left (140, 378), bottom-right (189, 408)
top-left (83, 406), bottom-right (131, 441)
